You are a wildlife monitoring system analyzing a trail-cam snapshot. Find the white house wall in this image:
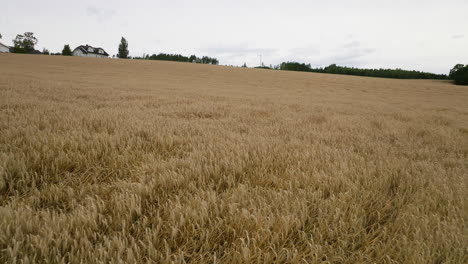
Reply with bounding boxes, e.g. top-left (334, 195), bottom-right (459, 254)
top-left (0, 44), bottom-right (10, 53)
top-left (72, 49), bottom-right (84, 56)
